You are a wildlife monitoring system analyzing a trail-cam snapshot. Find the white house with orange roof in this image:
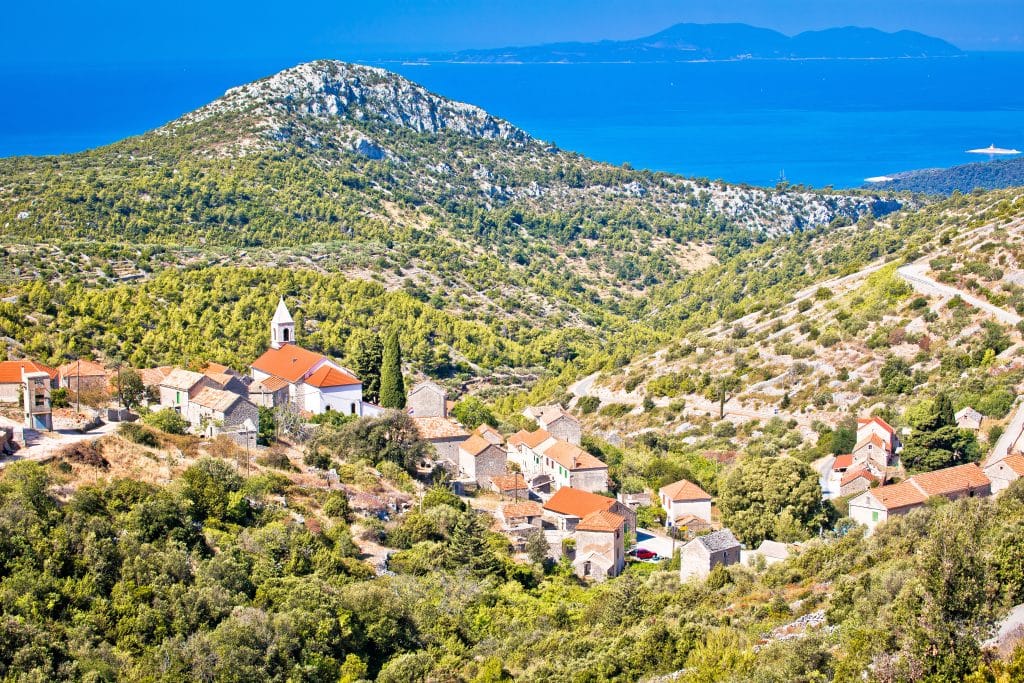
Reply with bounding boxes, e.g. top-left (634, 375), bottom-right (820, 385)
top-left (659, 479), bottom-right (712, 528)
top-left (572, 509), bottom-right (625, 580)
top-left (0, 359), bottom-right (57, 403)
top-left (507, 428), bottom-right (608, 493)
top-left (541, 486), bottom-right (636, 534)
top-left (250, 299), bottom-right (377, 417)
top-left (848, 462), bottom-right (991, 531)
top-left (985, 454), bottom-right (1024, 494)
